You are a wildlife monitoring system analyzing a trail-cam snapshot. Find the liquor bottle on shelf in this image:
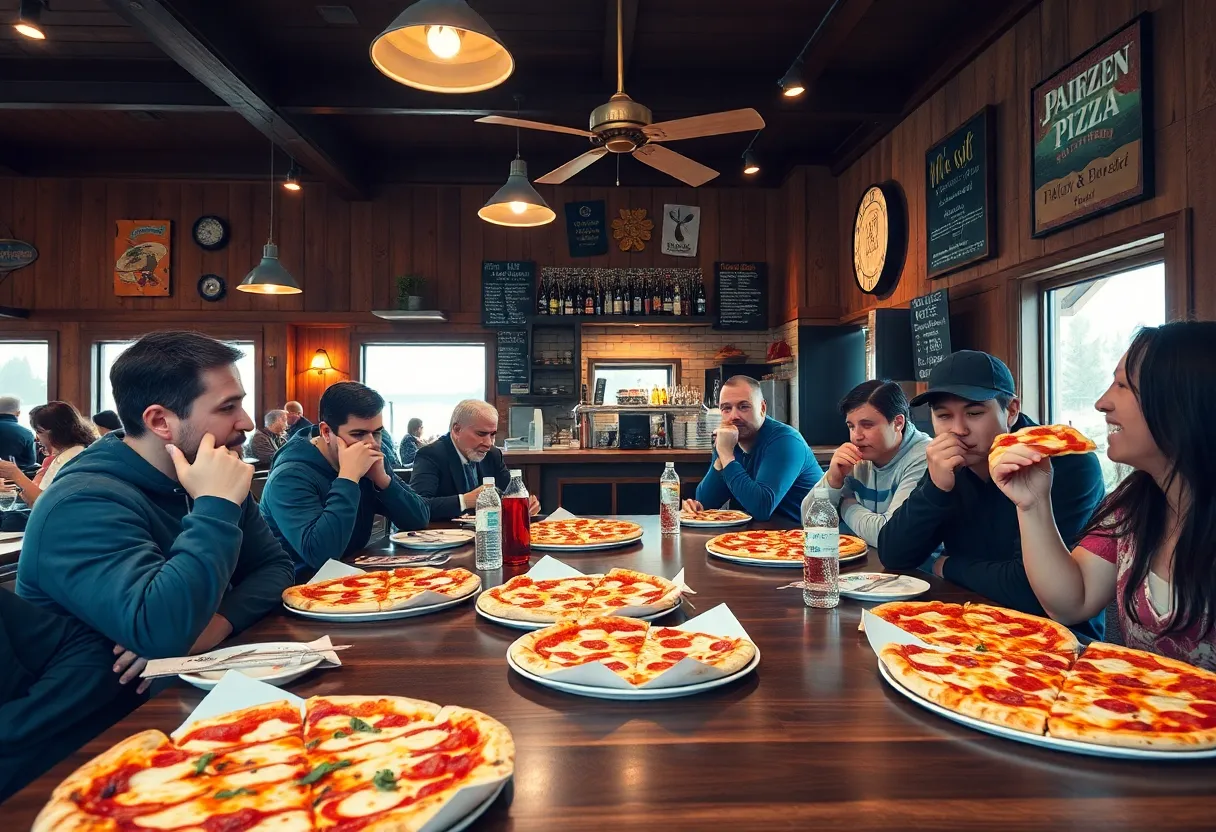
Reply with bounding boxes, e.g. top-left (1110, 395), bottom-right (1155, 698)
top-left (536, 278), bottom-right (547, 315)
top-left (662, 280), bottom-right (674, 315)
top-left (683, 279), bottom-right (692, 316)
top-left (672, 280), bottom-right (683, 316)
top-left (564, 281), bottom-right (574, 315)
top-left (651, 279), bottom-right (662, 315)
top-left (548, 280), bottom-right (559, 315)
top-left (696, 279), bottom-right (707, 315)
top-left (613, 280), bottom-right (624, 315)
top-left (643, 279), bottom-right (652, 316)
top-left (632, 278), bottom-right (643, 315)
top-left (583, 280), bottom-right (594, 316)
